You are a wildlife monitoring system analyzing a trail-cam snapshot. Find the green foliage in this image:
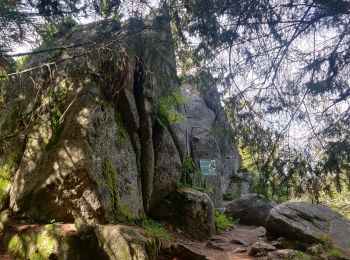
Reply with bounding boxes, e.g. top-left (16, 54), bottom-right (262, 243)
top-left (137, 218), bottom-right (171, 242)
top-left (292, 189), bottom-right (350, 220)
top-left (321, 190), bottom-right (350, 220)
top-left (157, 92), bottom-right (186, 128)
top-left (214, 210), bottom-right (238, 231)
top-left (328, 248), bottom-right (341, 258)
top-left (40, 17), bottom-right (77, 47)
top-left (8, 235), bottom-right (25, 259)
top-left (295, 251), bottom-right (312, 260)
top-left (180, 156), bottom-right (195, 187)
top-left (192, 184), bottom-right (212, 195)
top-left (0, 0), bottom-right (84, 64)
top-left (179, 156), bottom-right (213, 195)
top-left (7, 225), bottom-right (59, 259)
top-left (317, 234), bottom-right (342, 257)
top-left (15, 56), bottom-right (27, 71)
top-left (319, 234), bottom-right (332, 248)
top-left (93, 0), bottom-right (121, 18)
top-left (223, 192), bottom-right (234, 201)
top-left (0, 153), bottom-right (21, 209)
